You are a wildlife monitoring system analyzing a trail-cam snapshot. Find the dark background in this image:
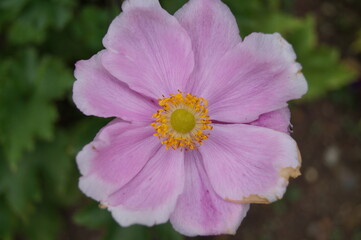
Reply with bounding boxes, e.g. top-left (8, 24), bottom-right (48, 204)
top-left (0, 0), bottom-right (360, 239)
